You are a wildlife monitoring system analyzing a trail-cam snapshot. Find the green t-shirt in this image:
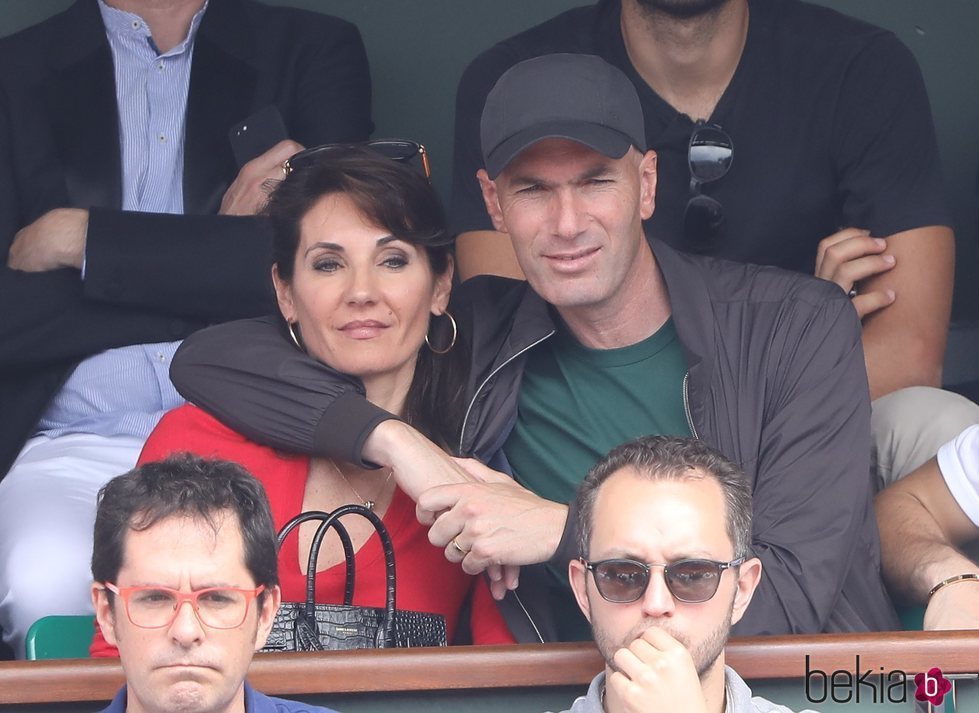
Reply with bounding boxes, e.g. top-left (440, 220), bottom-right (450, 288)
top-left (504, 317), bottom-right (691, 640)
top-left (506, 317), bottom-right (691, 502)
